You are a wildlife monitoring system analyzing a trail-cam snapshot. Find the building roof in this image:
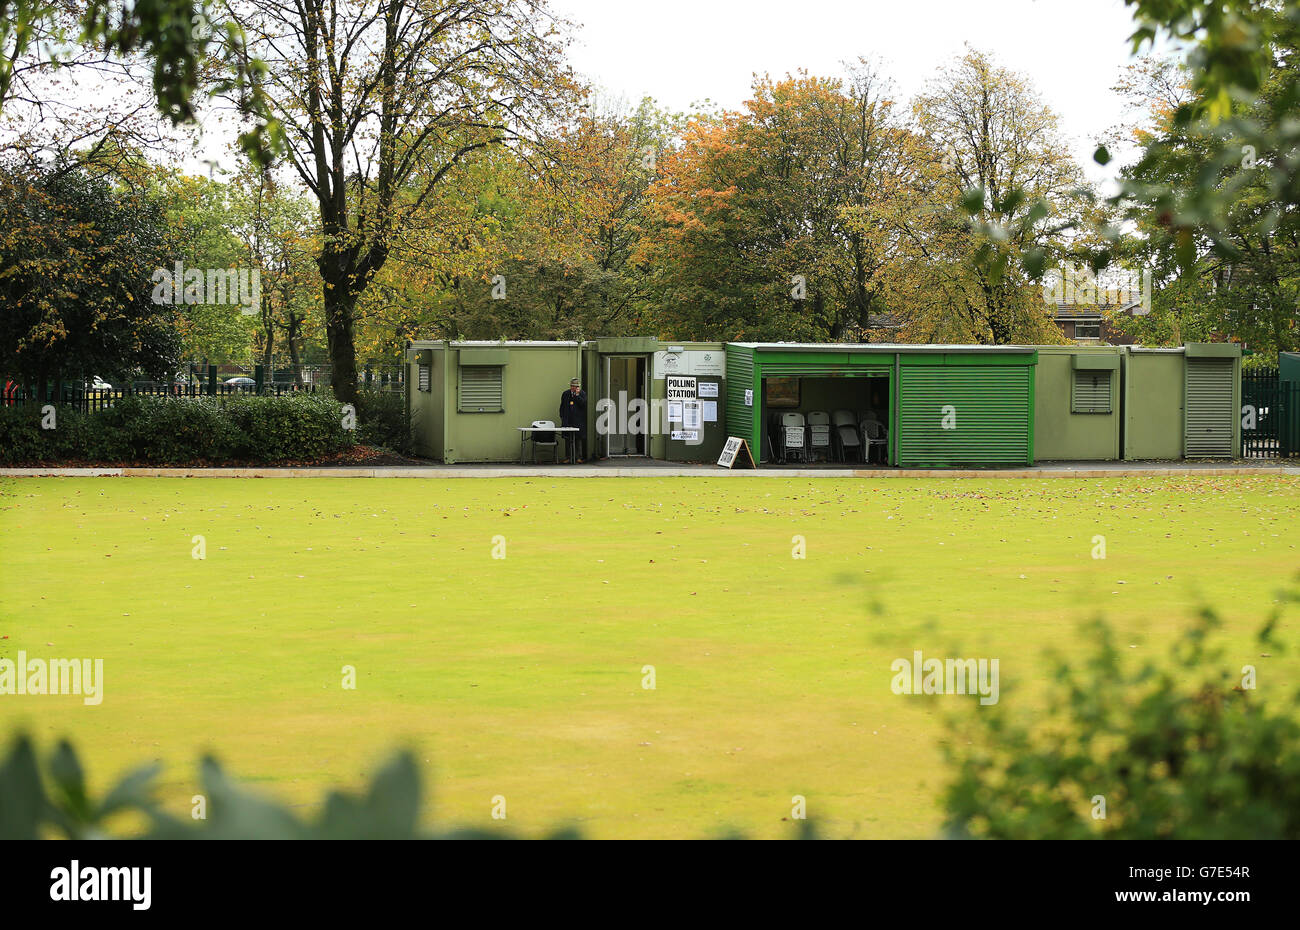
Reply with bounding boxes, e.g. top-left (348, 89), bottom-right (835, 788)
top-left (730, 343), bottom-right (1038, 353)
top-left (1050, 299), bottom-right (1144, 321)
